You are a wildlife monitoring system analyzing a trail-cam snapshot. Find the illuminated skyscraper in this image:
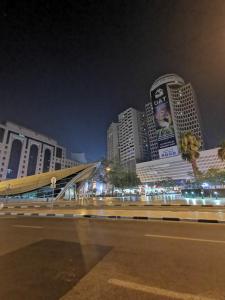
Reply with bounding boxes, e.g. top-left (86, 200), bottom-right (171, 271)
top-left (107, 122), bottom-right (120, 163)
top-left (118, 107), bottom-right (149, 170)
top-left (146, 74), bottom-right (204, 160)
